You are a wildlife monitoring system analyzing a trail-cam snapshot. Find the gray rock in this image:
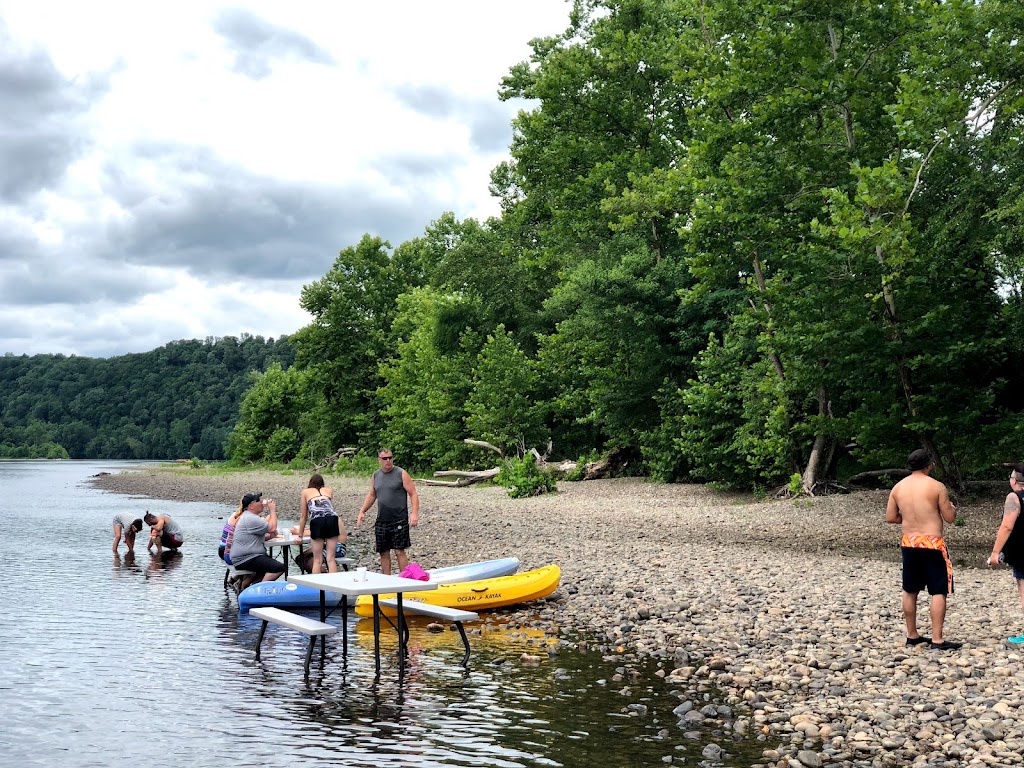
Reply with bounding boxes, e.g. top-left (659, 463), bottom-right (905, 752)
top-left (701, 743), bottom-right (723, 760)
top-left (795, 750), bottom-right (823, 768)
